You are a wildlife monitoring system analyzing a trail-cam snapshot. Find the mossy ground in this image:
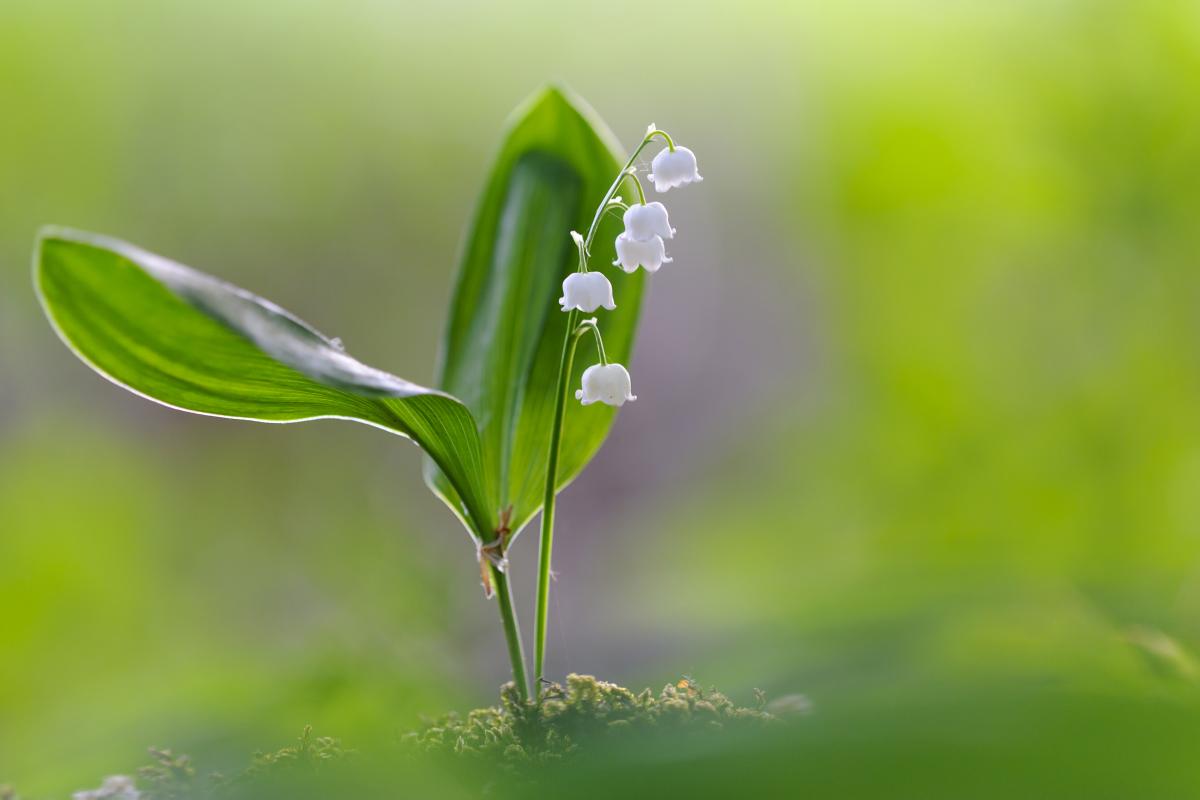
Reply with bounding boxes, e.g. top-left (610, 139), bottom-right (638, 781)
top-left (36, 676), bottom-right (786, 799)
top-left (405, 674), bottom-right (777, 769)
